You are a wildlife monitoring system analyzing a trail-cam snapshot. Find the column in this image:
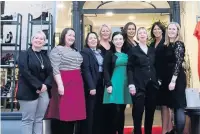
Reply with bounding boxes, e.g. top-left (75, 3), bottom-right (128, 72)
top-left (172, 1), bottom-right (181, 24)
top-left (72, 1), bottom-right (81, 51)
